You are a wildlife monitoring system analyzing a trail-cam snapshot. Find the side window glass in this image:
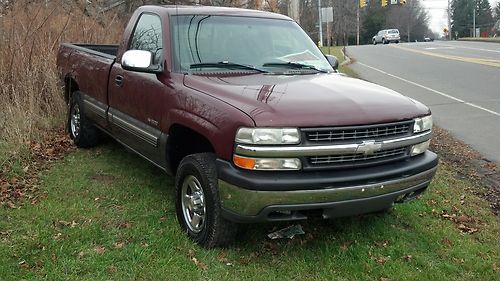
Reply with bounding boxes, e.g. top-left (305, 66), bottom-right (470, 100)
top-left (129, 14), bottom-right (163, 65)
